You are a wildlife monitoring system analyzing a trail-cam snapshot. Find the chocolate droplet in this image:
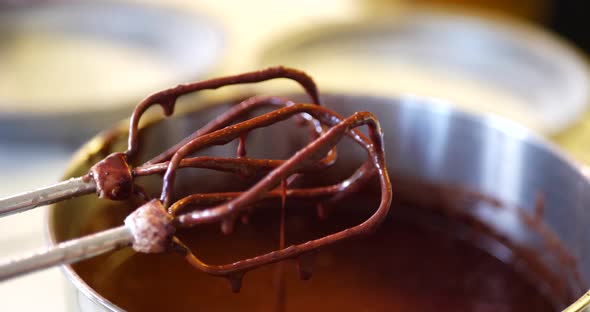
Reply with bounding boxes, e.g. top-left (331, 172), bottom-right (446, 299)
top-left (159, 97), bottom-right (176, 116)
top-left (227, 273), bottom-right (244, 293)
top-left (241, 214), bottom-right (250, 225)
top-left (316, 203), bottom-right (329, 220)
top-left (221, 218), bottom-right (236, 235)
top-left (237, 133), bottom-right (248, 158)
top-left (296, 253), bottom-right (315, 280)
